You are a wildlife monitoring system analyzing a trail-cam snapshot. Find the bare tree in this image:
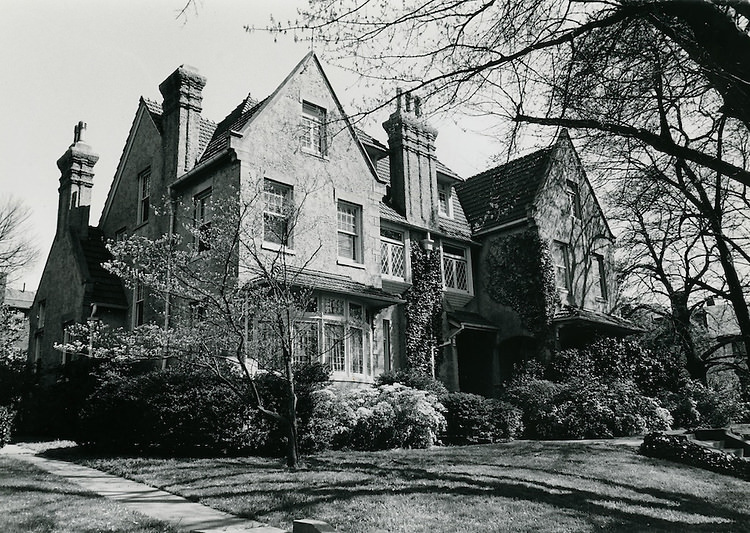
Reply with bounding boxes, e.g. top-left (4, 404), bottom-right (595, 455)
top-left (0, 197), bottom-right (36, 277)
